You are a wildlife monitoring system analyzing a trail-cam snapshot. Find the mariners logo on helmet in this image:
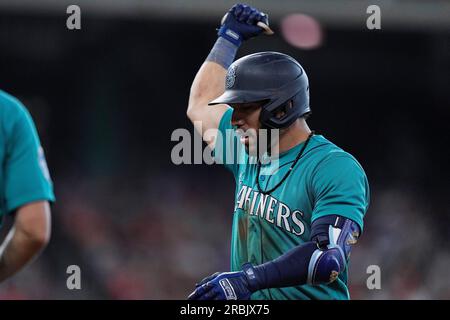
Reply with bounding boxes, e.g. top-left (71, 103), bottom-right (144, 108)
top-left (225, 65), bottom-right (236, 89)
